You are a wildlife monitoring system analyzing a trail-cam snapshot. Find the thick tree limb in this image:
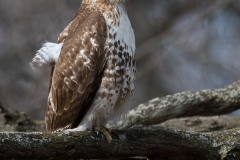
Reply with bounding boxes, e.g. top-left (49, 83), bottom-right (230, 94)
top-left (1, 81), bottom-right (240, 159)
top-left (0, 127), bottom-right (240, 160)
top-left (115, 81), bottom-right (240, 129)
top-left (1, 116), bottom-right (240, 133)
top-left (1, 81), bottom-right (240, 132)
top-left (158, 116), bottom-right (240, 132)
